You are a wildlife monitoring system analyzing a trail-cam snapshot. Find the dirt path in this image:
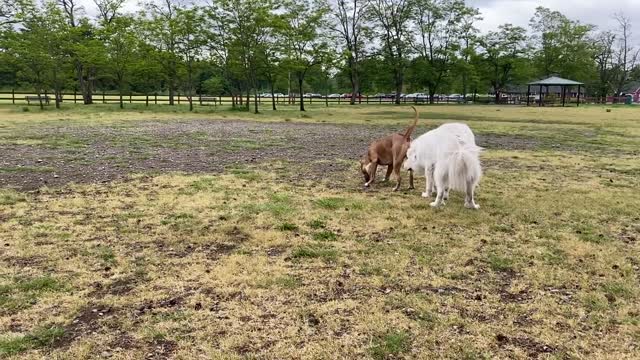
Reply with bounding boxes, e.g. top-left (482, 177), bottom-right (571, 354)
top-left (0, 119), bottom-right (538, 191)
